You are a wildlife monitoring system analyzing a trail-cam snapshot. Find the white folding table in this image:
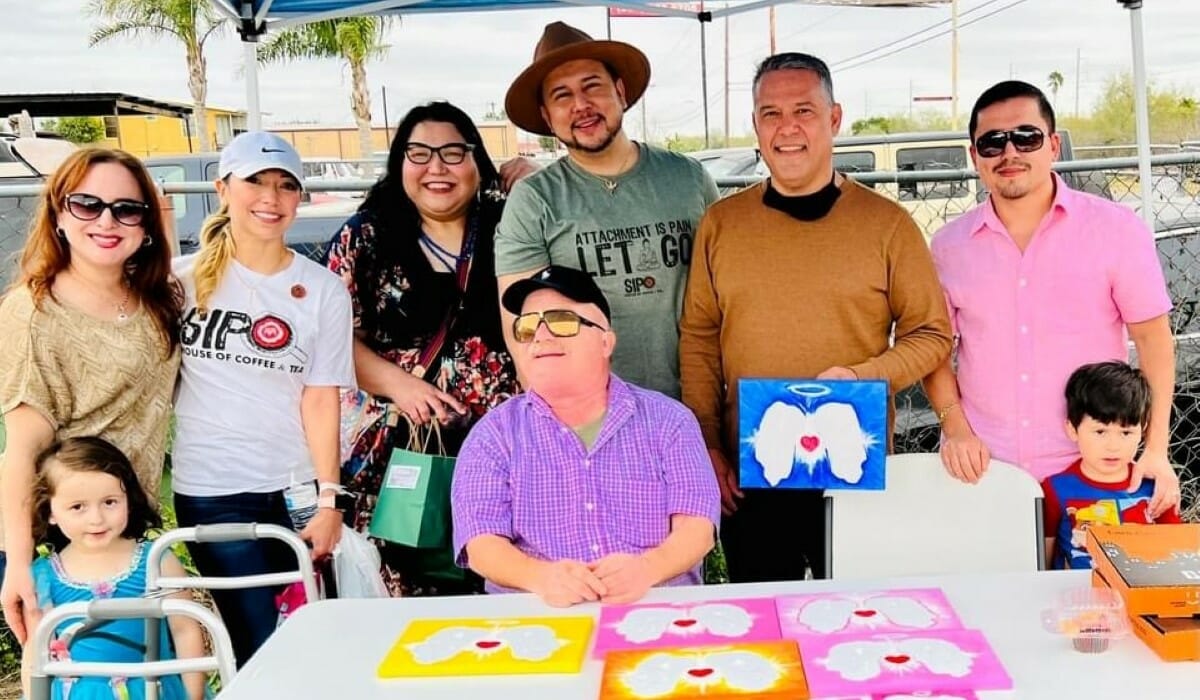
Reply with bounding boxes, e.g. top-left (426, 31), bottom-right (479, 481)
top-left (219, 570), bottom-right (1196, 699)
